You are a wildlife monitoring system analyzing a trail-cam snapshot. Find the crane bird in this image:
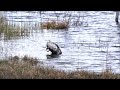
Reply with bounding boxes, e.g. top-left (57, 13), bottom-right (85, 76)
top-left (115, 11), bottom-right (119, 24)
top-left (46, 40), bottom-right (62, 55)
